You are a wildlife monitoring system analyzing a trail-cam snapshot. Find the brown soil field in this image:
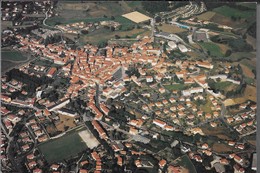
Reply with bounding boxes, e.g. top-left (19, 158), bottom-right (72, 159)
top-left (247, 140), bottom-right (256, 146)
top-left (246, 34), bottom-right (256, 50)
top-left (201, 125), bottom-right (232, 140)
top-left (212, 143), bottom-right (234, 153)
top-left (216, 43), bottom-right (230, 54)
top-left (55, 114), bottom-right (76, 132)
top-left (224, 85), bottom-right (256, 106)
top-left (240, 64), bottom-right (255, 78)
top-left (158, 24), bottom-right (187, 34)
